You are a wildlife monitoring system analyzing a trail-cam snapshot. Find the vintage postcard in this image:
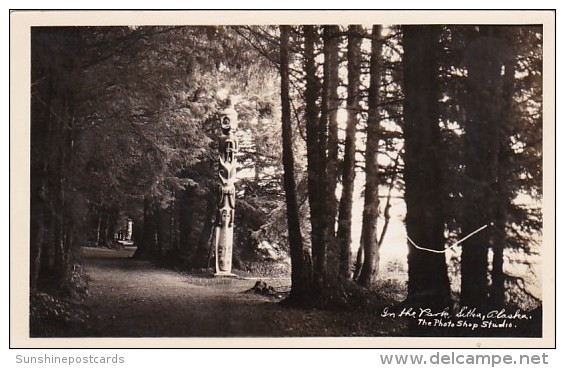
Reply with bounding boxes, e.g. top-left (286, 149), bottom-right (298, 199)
top-left (10, 10), bottom-right (555, 348)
